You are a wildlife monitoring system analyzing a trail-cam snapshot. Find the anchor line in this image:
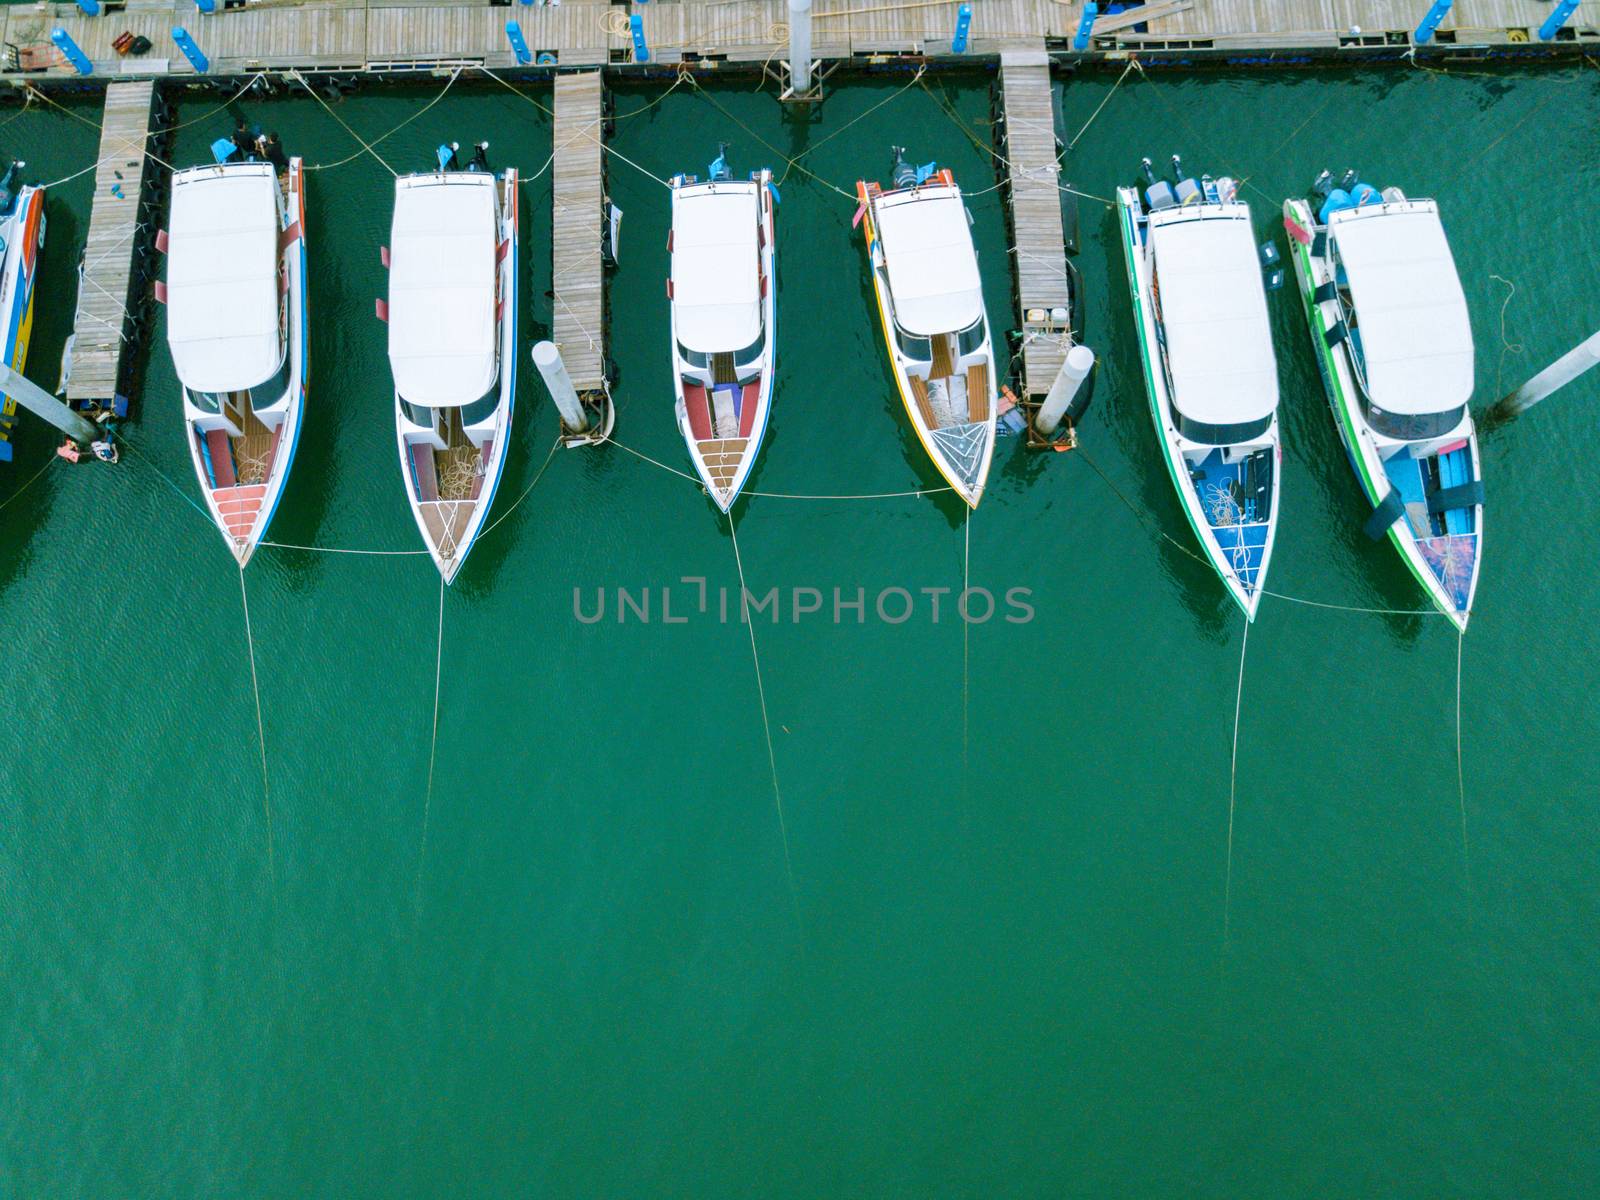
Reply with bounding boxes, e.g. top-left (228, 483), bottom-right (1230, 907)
top-left (0, 454), bottom-right (56, 516)
top-left (1455, 630), bottom-right (1472, 897)
top-left (1223, 618), bottom-right (1249, 948)
top-left (306, 66), bottom-right (463, 172)
top-left (962, 507), bottom-right (971, 793)
top-left (413, 574), bottom-right (446, 911)
top-left (728, 514), bottom-right (803, 935)
top-left (238, 566), bottom-right (278, 908)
